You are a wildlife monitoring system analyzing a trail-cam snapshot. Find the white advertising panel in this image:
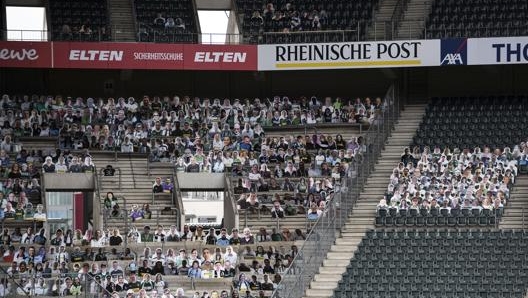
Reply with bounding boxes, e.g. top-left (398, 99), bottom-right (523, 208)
top-left (258, 39), bottom-right (441, 71)
top-left (467, 36), bottom-right (528, 65)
